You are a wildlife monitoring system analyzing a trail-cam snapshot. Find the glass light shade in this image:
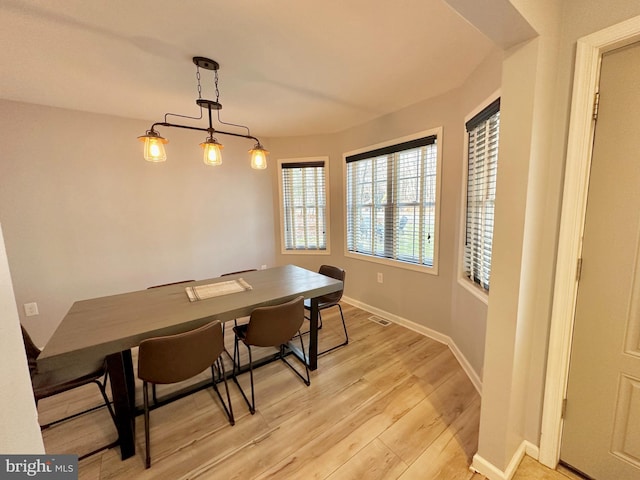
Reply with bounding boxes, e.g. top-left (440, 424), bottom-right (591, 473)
top-left (249, 145), bottom-right (269, 170)
top-left (201, 138), bottom-right (223, 166)
top-left (138, 133), bottom-right (168, 162)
